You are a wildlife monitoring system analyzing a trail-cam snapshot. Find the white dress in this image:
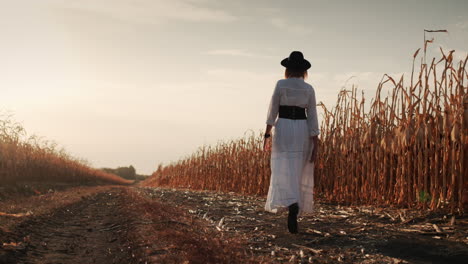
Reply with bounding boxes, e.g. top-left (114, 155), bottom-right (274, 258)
top-left (264, 77), bottom-right (320, 214)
